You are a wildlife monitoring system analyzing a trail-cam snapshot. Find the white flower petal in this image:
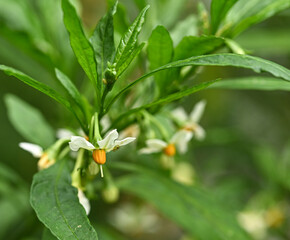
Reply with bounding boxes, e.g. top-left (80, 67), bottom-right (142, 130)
top-left (139, 139), bottom-right (167, 154)
top-left (56, 128), bottom-right (74, 139)
top-left (170, 130), bottom-right (193, 154)
top-left (115, 137), bottom-right (136, 147)
top-left (189, 100), bottom-right (206, 123)
top-left (19, 142), bottom-right (43, 158)
top-left (69, 136), bottom-right (95, 151)
top-left (171, 107), bottom-right (188, 122)
top-left (146, 139), bottom-right (167, 150)
top-left (194, 125), bottom-right (206, 141)
top-left (78, 189), bottom-right (91, 215)
top-left (97, 129), bottom-right (118, 150)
